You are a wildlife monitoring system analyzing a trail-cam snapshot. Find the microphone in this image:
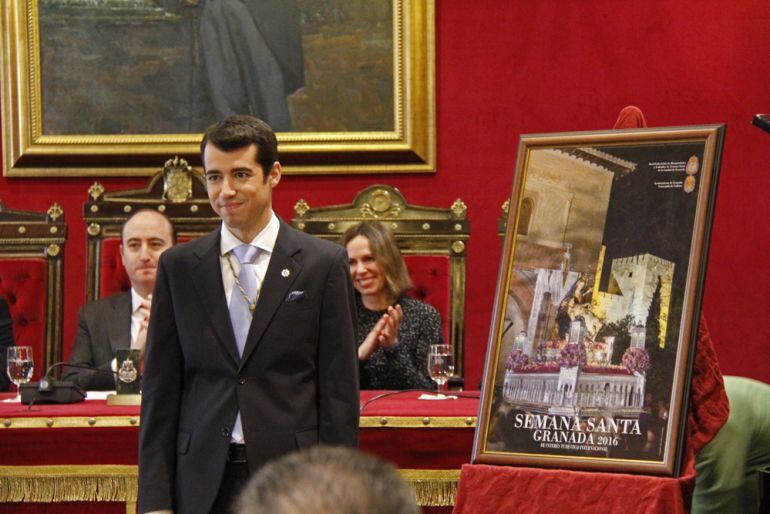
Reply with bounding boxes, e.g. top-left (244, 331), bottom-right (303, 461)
top-left (754, 114), bottom-right (770, 135)
top-left (21, 362), bottom-right (112, 405)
